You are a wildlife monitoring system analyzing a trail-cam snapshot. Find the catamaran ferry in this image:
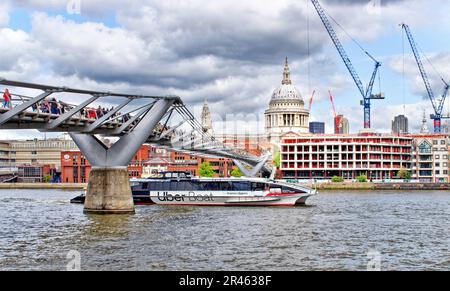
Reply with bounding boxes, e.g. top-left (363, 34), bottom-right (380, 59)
top-left (71, 172), bottom-right (317, 207)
